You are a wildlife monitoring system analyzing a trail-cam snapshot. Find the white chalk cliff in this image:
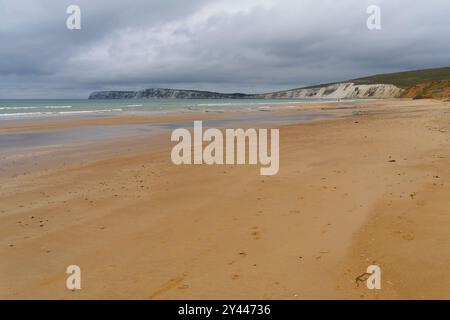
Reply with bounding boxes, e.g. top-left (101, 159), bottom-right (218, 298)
top-left (256, 83), bottom-right (403, 99)
top-left (89, 83), bottom-right (404, 100)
